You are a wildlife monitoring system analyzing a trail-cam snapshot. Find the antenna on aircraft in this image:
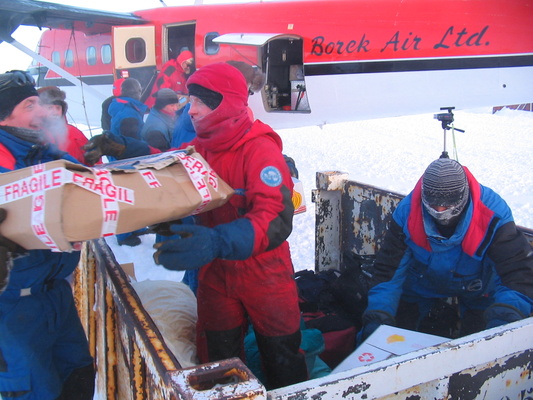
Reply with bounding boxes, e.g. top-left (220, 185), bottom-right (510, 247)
top-left (434, 106), bottom-right (465, 160)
